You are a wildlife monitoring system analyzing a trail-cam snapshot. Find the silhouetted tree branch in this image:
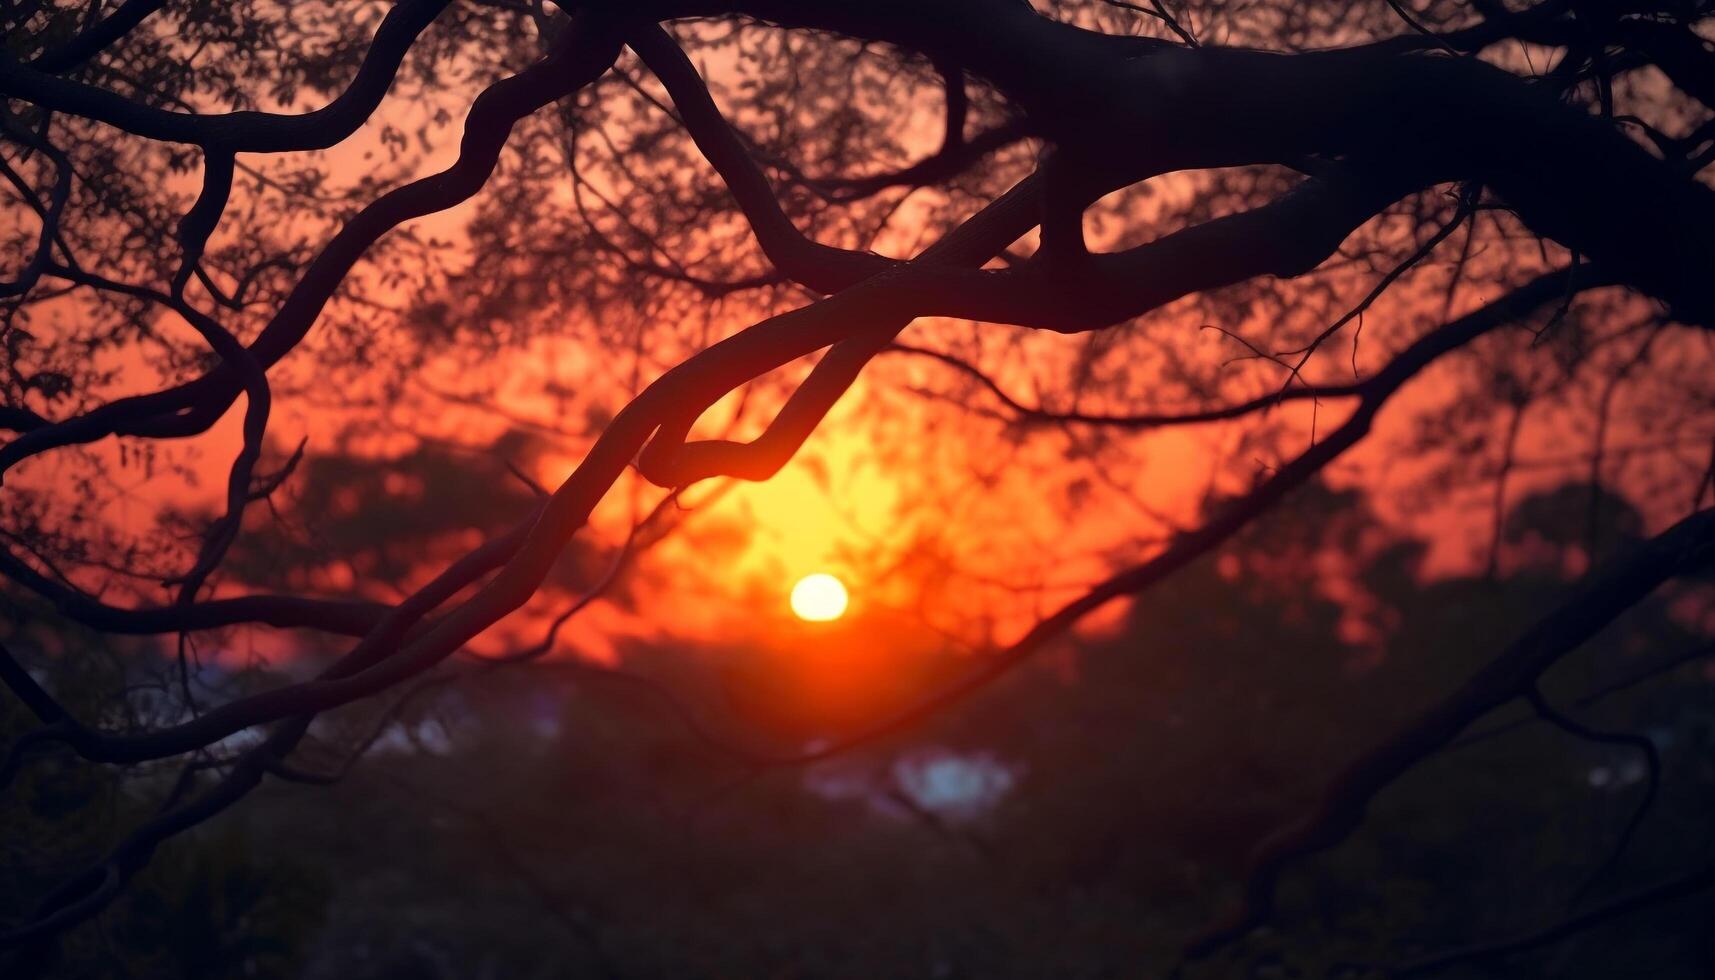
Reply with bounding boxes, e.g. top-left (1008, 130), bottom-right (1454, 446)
top-left (2, 0), bottom-right (1713, 961)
